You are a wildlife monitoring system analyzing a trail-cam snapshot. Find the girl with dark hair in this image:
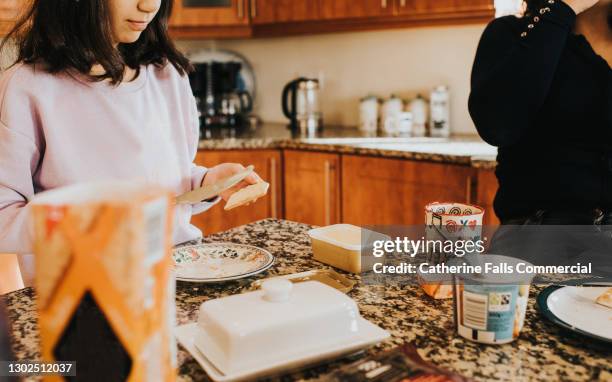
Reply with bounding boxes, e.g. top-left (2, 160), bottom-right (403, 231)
top-left (0, 0), bottom-right (262, 281)
top-left (469, 0), bottom-right (611, 225)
